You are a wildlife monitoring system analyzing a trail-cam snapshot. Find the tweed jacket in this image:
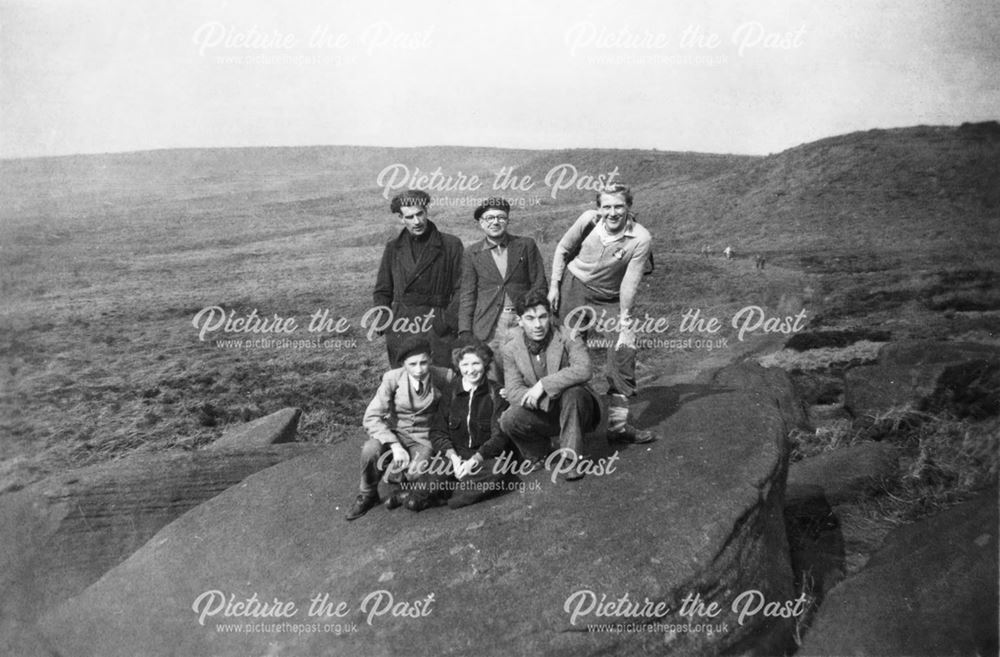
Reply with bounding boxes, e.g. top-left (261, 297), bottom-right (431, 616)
top-left (362, 365), bottom-right (454, 447)
top-left (500, 325), bottom-right (600, 414)
top-left (458, 234), bottom-right (546, 341)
